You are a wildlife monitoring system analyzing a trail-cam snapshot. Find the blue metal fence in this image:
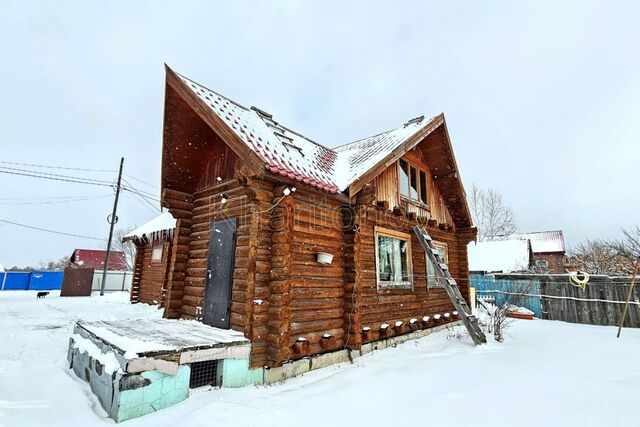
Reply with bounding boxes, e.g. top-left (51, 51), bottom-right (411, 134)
top-left (0, 271), bottom-right (64, 291)
top-left (471, 274), bottom-right (542, 318)
top-left (28, 271), bottom-right (64, 290)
